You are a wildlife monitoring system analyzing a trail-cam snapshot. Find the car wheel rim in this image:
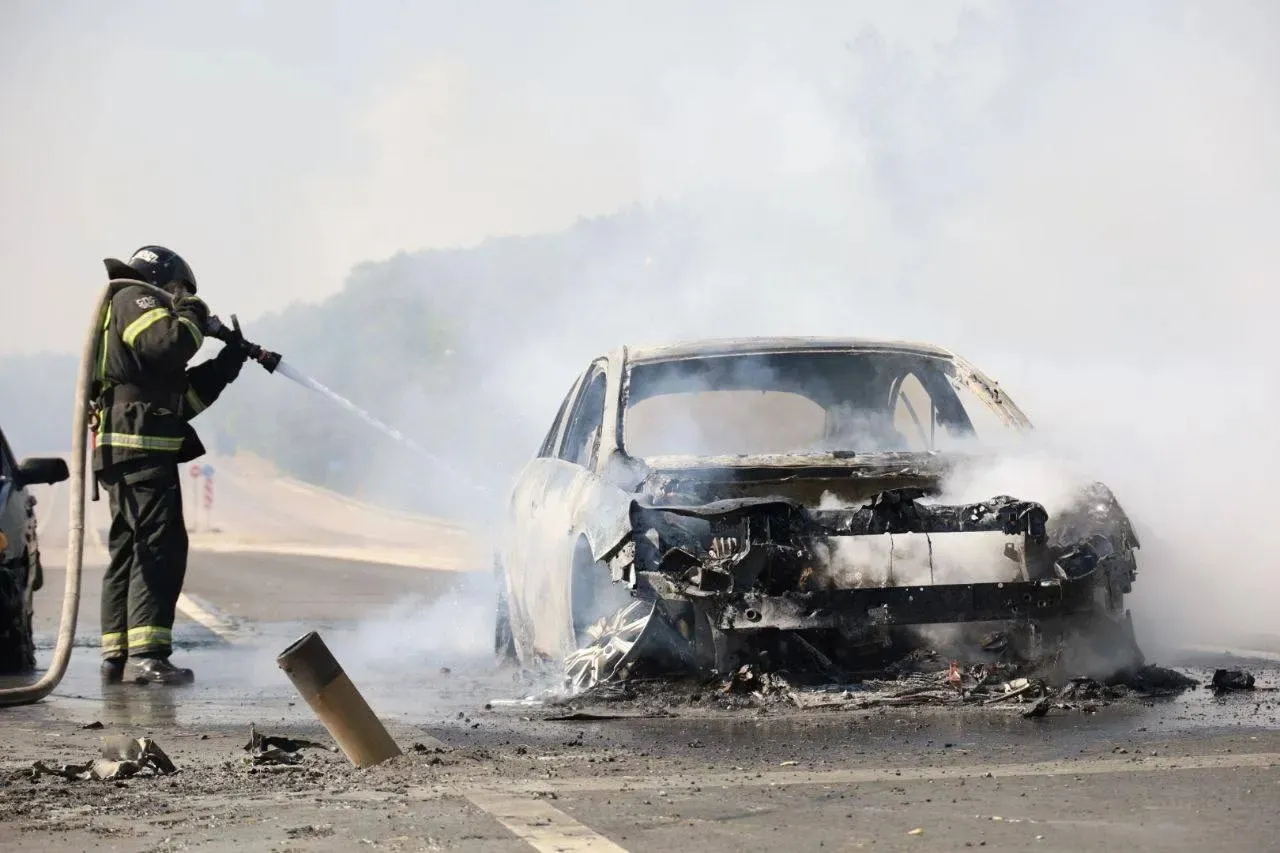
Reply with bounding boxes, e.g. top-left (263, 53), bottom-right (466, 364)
top-left (563, 600), bottom-right (655, 693)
